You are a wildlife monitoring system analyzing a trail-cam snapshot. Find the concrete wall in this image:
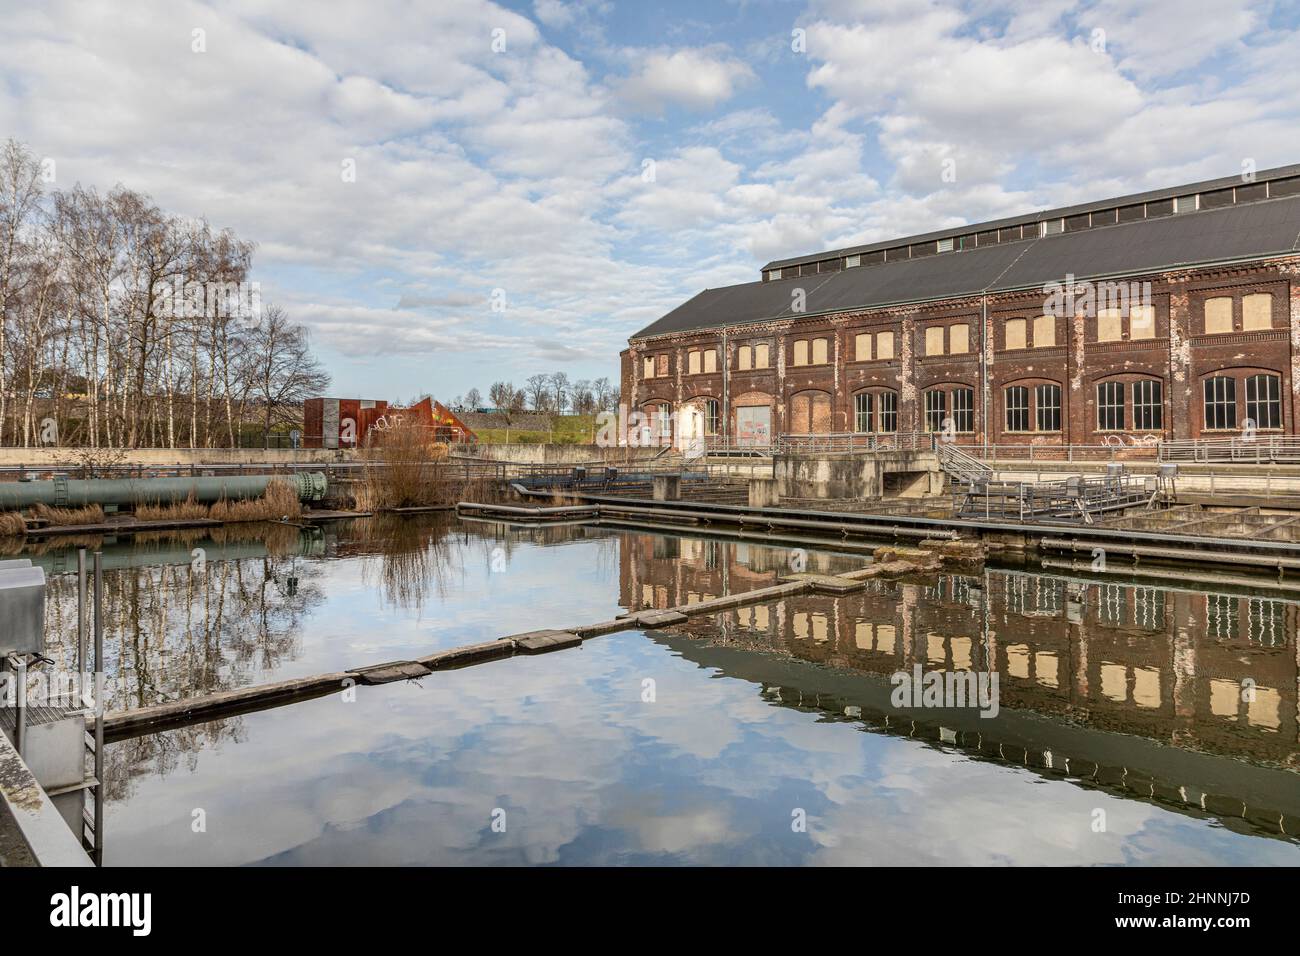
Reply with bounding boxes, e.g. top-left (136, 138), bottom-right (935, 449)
top-left (775, 450), bottom-right (941, 499)
top-left (0, 447), bottom-right (355, 467)
top-left (452, 443), bottom-right (664, 465)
